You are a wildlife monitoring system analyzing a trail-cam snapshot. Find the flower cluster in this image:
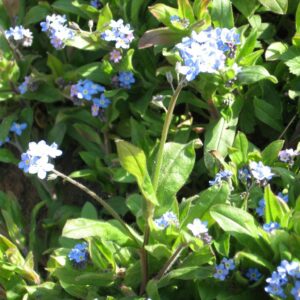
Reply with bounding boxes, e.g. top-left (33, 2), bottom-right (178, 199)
top-left (70, 79), bottom-right (111, 117)
top-left (68, 242), bottom-right (89, 266)
top-left (101, 19), bottom-right (134, 49)
top-left (175, 28), bottom-right (241, 81)
top-left (238, 167), bottom-right (252, 186)
top-left (5, 25), bottom-right (33, 47)
top-left (214, 258), bottom-right (236, 281)
top-left (41, 14), bottom-right (74, 49)
top-left (263, 222), bottom-right (280, 233)
top-left (18, 140), bottom-right (62, 179)
top-left (154, 211), bottom-right (179, 229)
top-left (249, 161), bottom-right (274, 184)
top-left (256, 193), bottom-right (288, 217)
top-left (245, 268), bottom-right (262, 282)
top-left (187, 218), bottom-right (212, 244)
top-left (279, 149), bottom-right (299, 166)
top-left (209, 170), bottom-right (232, 186)
top-left (265, 260), bottom-right (300, 299)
